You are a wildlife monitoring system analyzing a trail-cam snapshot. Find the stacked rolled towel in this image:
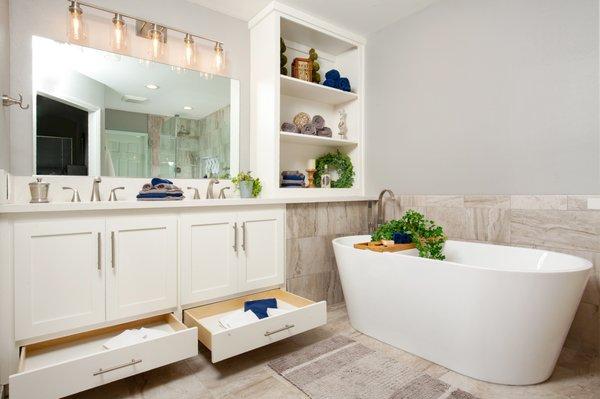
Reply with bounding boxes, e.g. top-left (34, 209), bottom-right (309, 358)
top-left (323, 69), bottom-right (352, 92)
top-left (317, 127), bottom-right (333, 137)
top-left (137, 178), bottom-right (185, 200)
top-left (281, 171), bottom-right (305, 188)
